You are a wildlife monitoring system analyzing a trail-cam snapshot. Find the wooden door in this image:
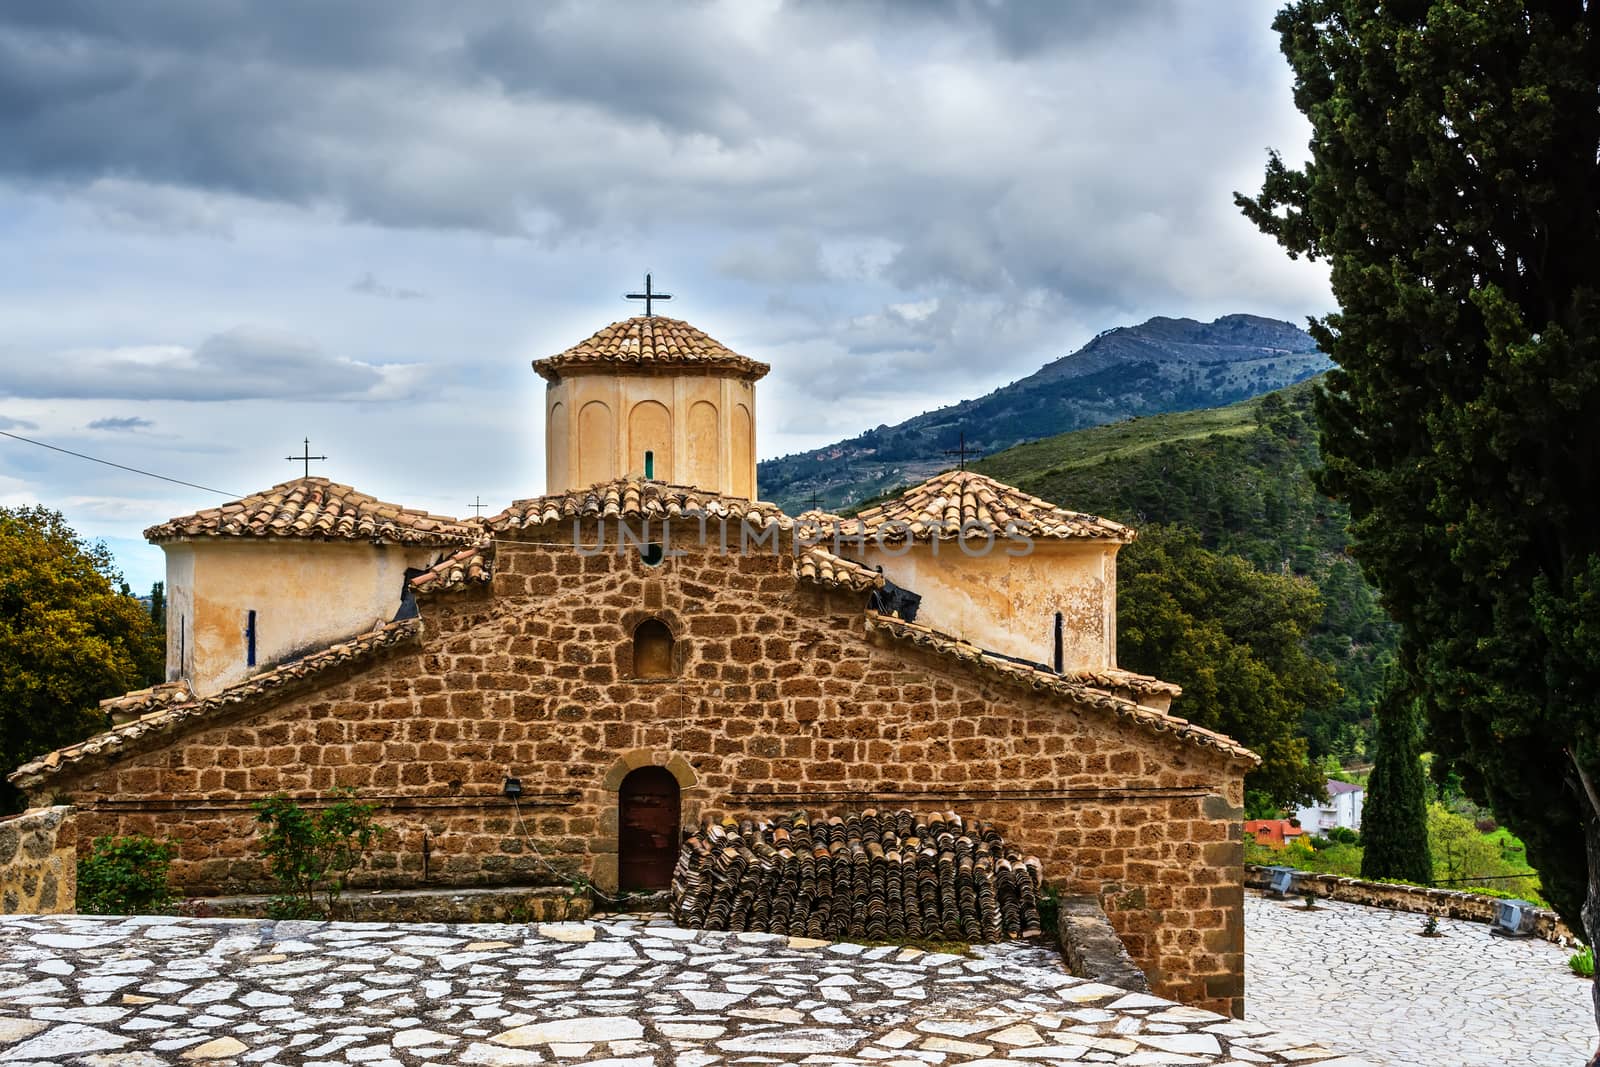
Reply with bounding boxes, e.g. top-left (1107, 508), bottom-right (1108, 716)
top-left (618, 767), bottom-right (680, 891)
